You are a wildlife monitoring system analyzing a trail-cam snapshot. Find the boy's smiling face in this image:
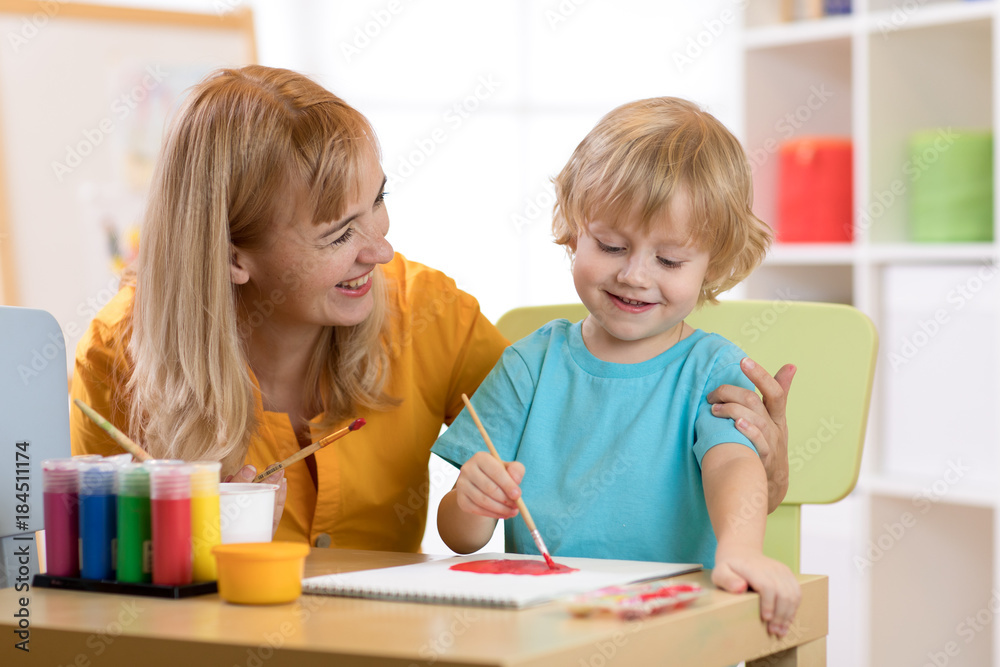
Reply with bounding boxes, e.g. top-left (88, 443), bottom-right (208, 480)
top-left (571, 194), bottom-right (711, 364)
